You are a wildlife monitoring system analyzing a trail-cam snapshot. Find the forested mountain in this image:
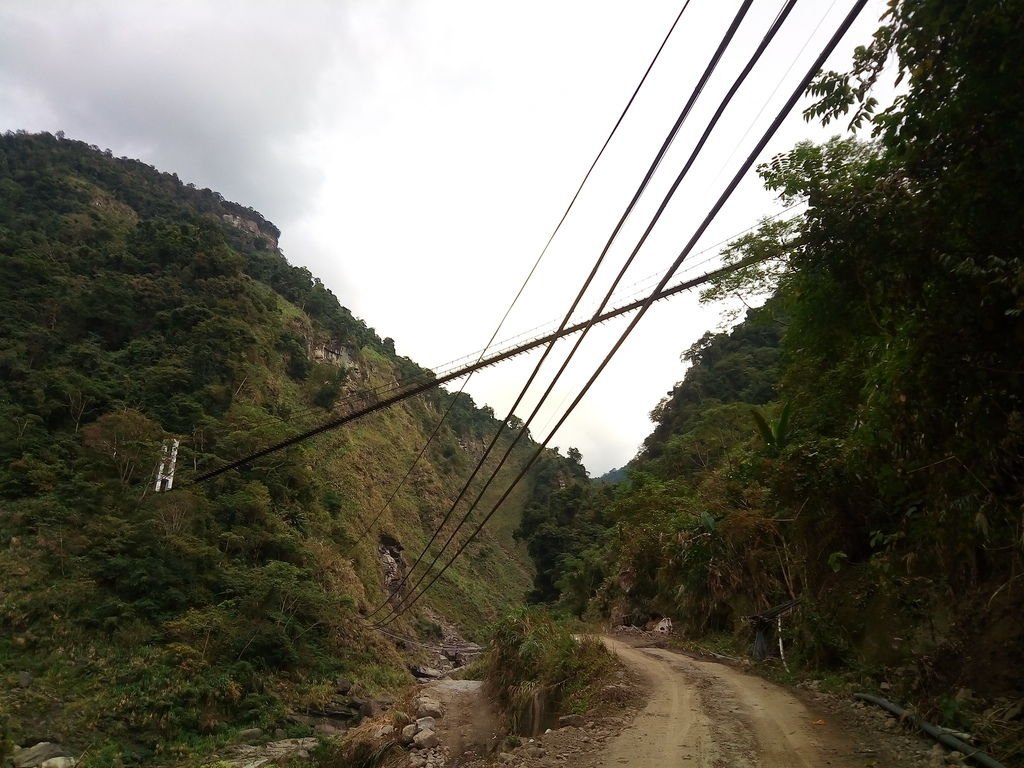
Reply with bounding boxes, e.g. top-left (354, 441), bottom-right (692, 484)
top-left (519, 2), bottom-right (1023, 757)
top-left (0, 131), bottom-right (566, 762)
